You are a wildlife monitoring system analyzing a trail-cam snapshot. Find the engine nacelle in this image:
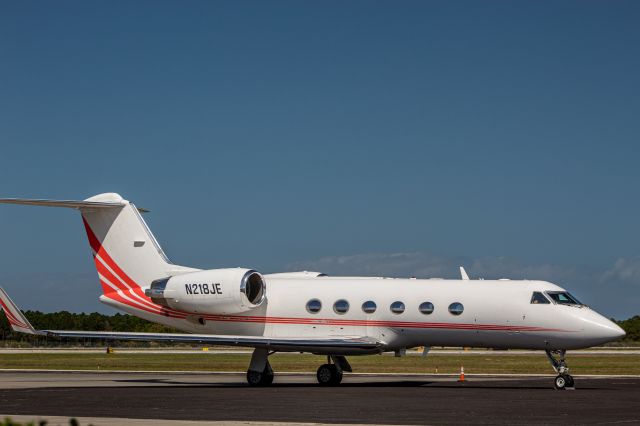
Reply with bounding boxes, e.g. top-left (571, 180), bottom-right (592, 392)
top-left (145, 268), bottom-right (266, 315)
